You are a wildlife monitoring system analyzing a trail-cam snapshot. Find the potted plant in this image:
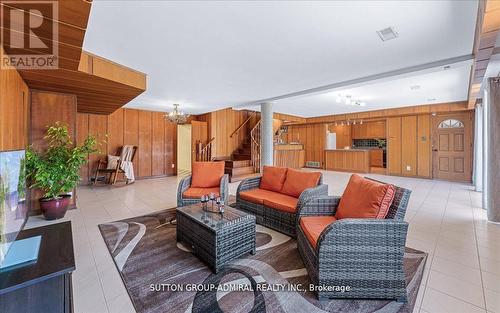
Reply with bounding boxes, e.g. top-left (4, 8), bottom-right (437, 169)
top-left (26, 122), bottom-right (98, 220)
